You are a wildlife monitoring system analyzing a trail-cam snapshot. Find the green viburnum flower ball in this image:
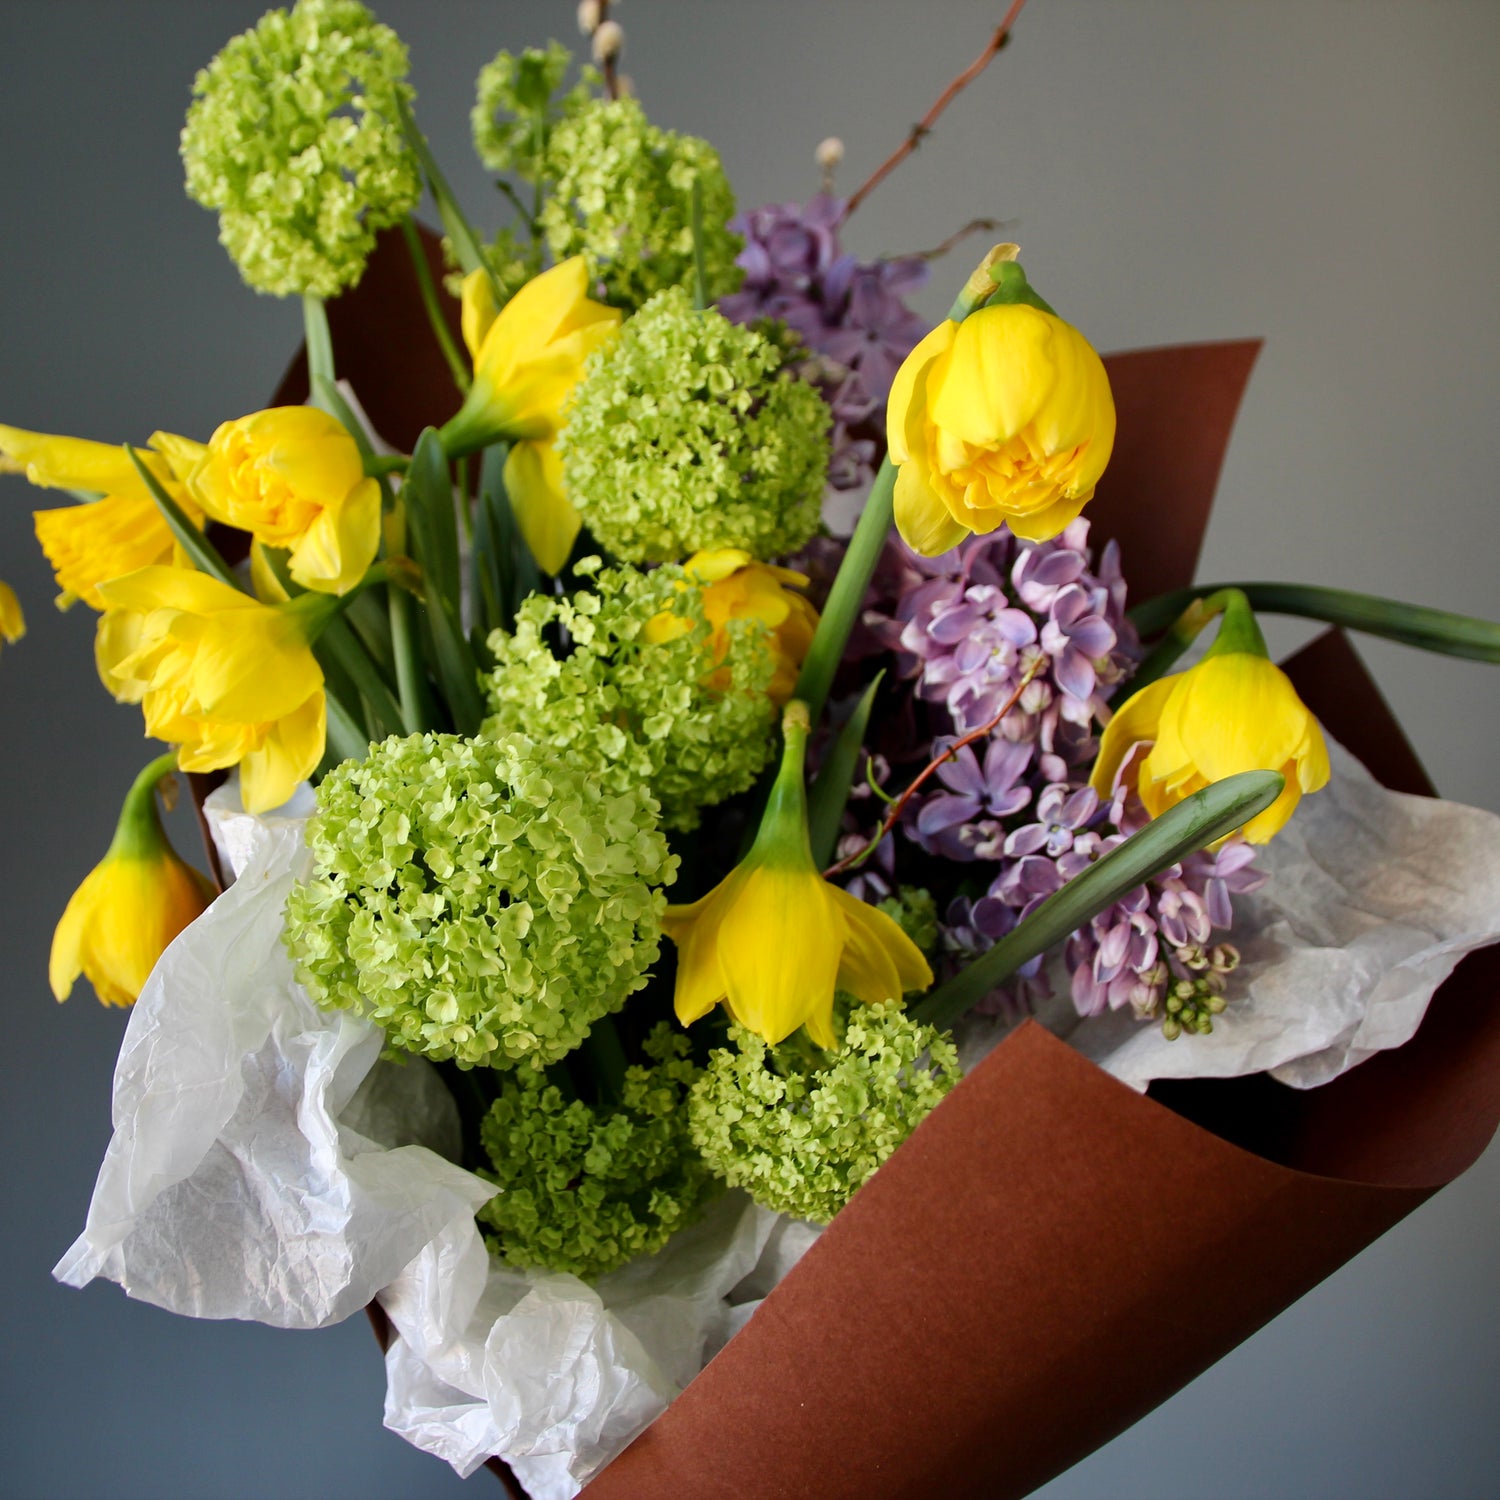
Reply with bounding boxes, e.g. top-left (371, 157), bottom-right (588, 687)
top-left (478, 1024), bottom-right (717, 1279)
top-left (560, 287), bottom-right (831, 563)
top-left (471, 42), bottom-right (596, 180)
top-left (483, 558), bottom-right (778, 831)
top-left (181, 0), bottom-right (420, 298)
top-left (282, 730), bottom-right (675, 1070)
top-left (688, 1001), bottom-right (962, 1225)
top-left (539, 95), bottom-right (743, 310)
